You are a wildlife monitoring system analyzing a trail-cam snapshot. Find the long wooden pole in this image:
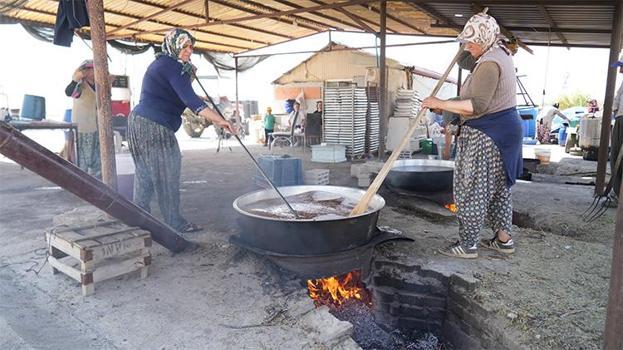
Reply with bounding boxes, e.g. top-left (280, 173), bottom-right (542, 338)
top-left (350, 45), bottom-right (464, 216)
top-left (595, 1), bottom-right (623, 196)
top-left (86, 0), bottom-right (117, 189)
